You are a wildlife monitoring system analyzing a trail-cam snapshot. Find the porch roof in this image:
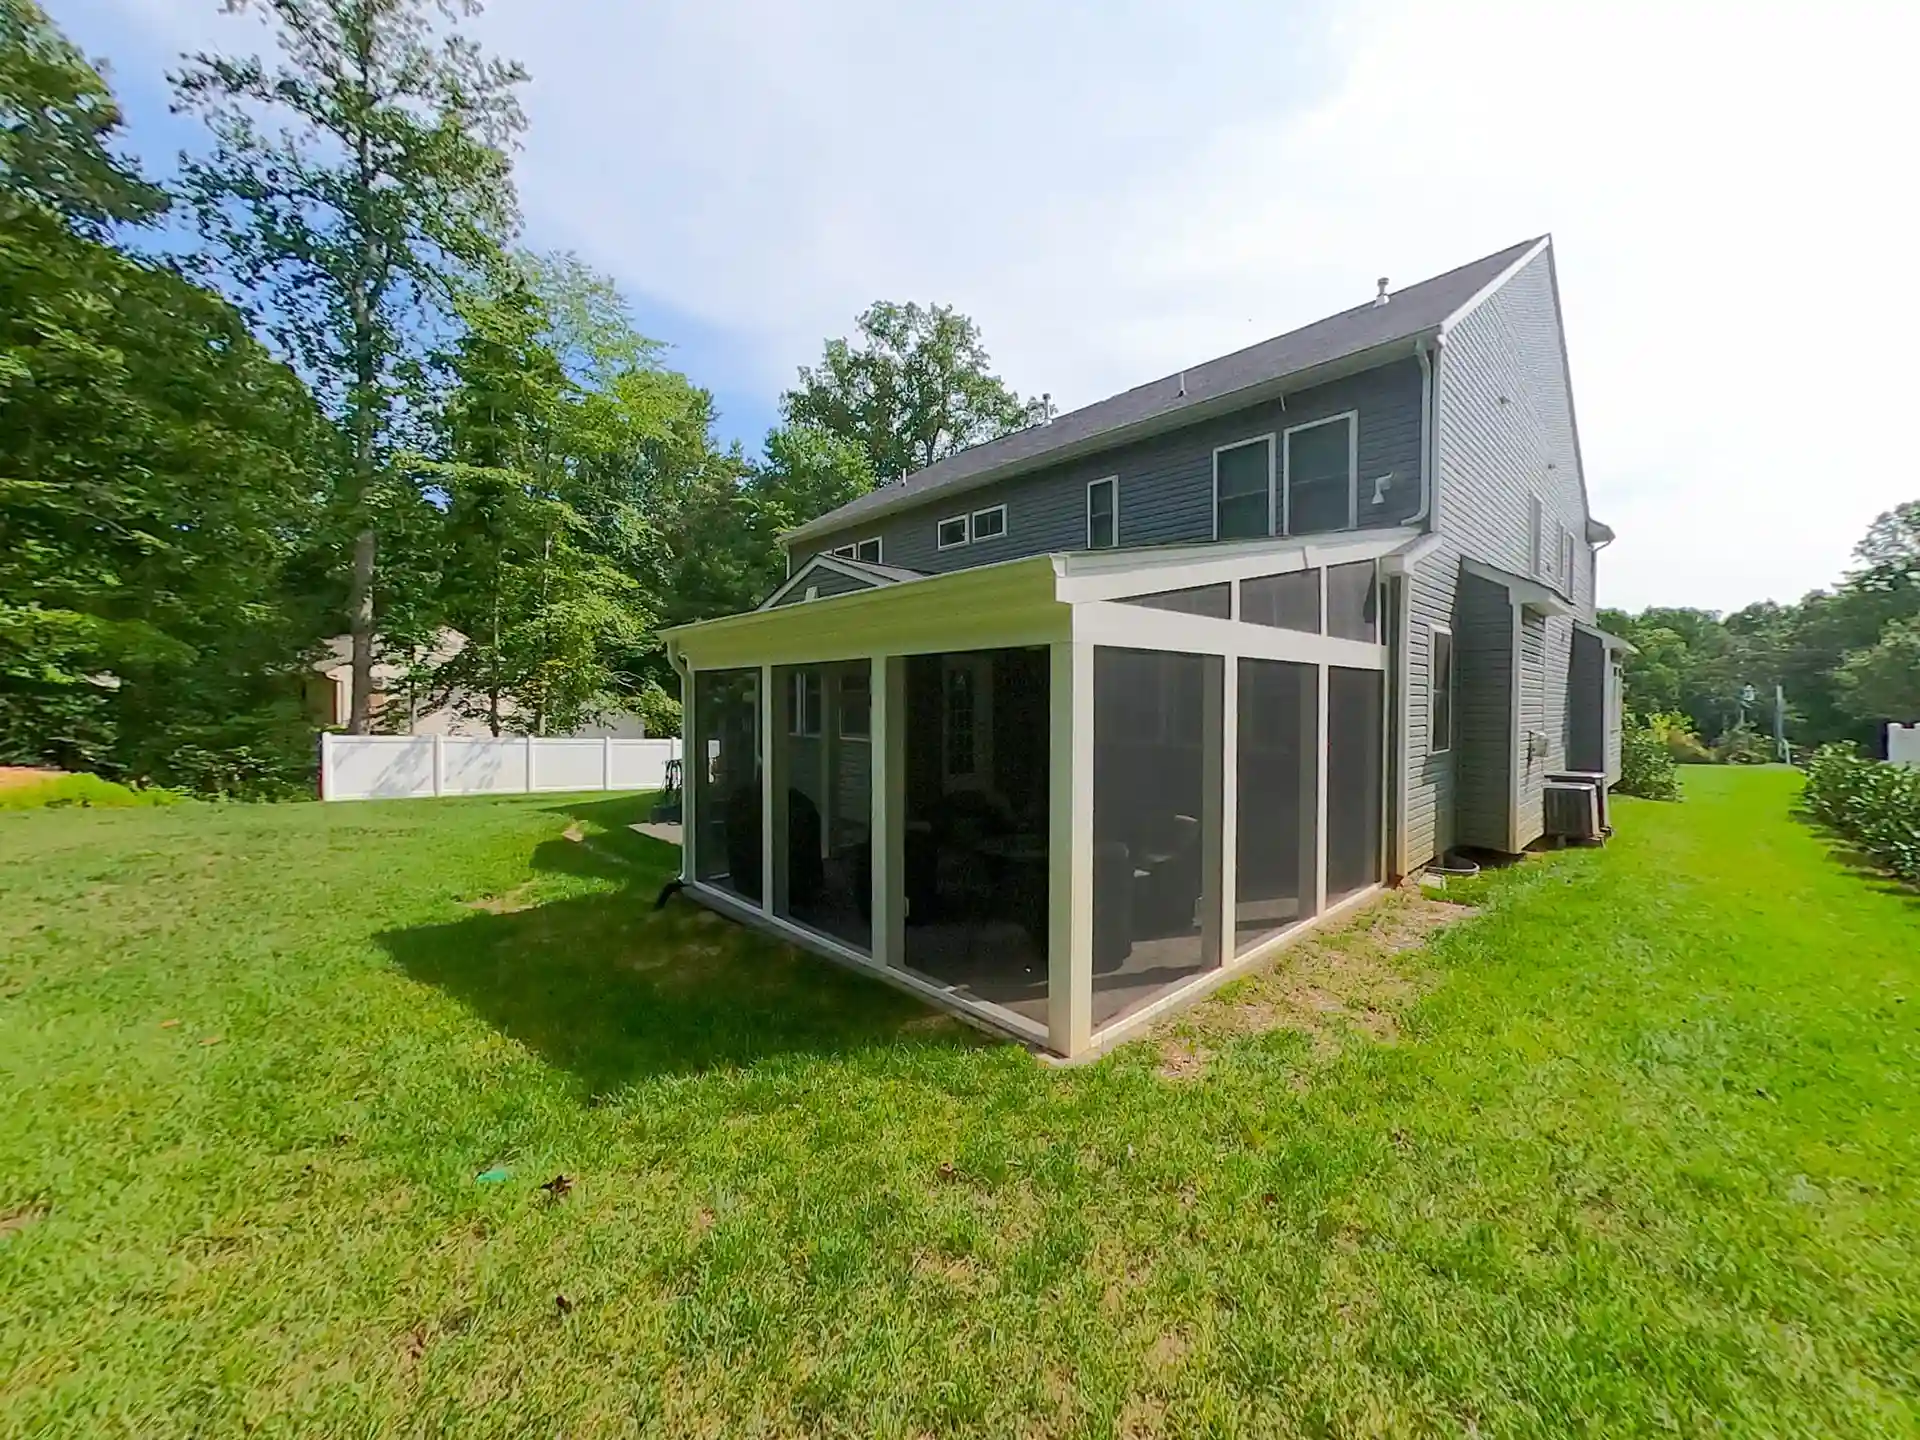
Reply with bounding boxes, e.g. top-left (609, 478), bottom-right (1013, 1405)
top-left (663, 528), bottom-right (1427, 670)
